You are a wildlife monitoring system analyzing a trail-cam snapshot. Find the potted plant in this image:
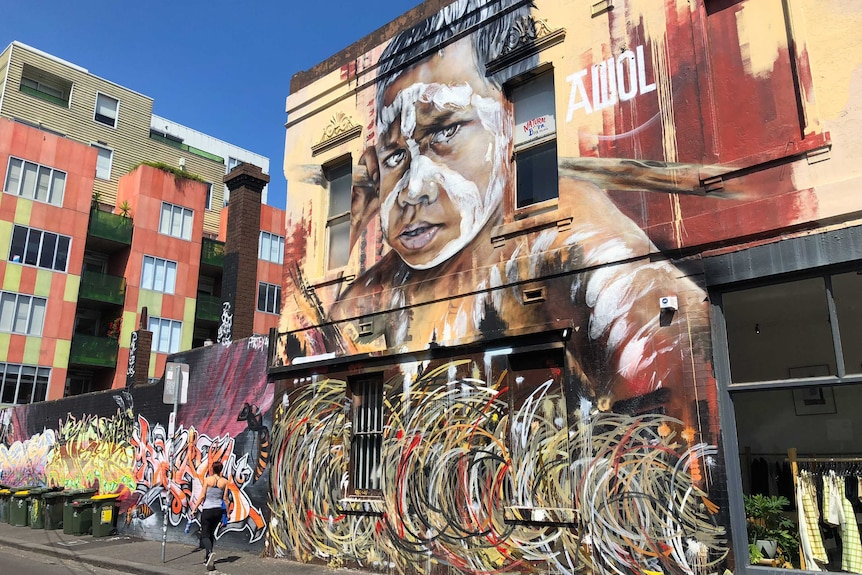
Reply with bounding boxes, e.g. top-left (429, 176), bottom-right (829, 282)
top-left (744, 494), bottom-right (799, 566)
